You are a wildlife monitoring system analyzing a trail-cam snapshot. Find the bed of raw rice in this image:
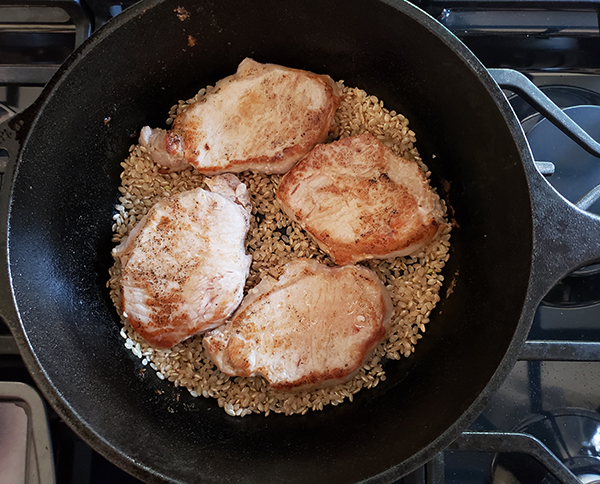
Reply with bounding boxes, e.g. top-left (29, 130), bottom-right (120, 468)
top-left (108, 82), bottom-right (452, 417)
